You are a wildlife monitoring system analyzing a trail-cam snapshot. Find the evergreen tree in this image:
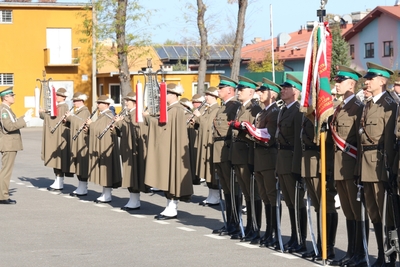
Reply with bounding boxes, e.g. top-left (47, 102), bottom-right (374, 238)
top-left (330, 24), bottom-right (351, 80)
